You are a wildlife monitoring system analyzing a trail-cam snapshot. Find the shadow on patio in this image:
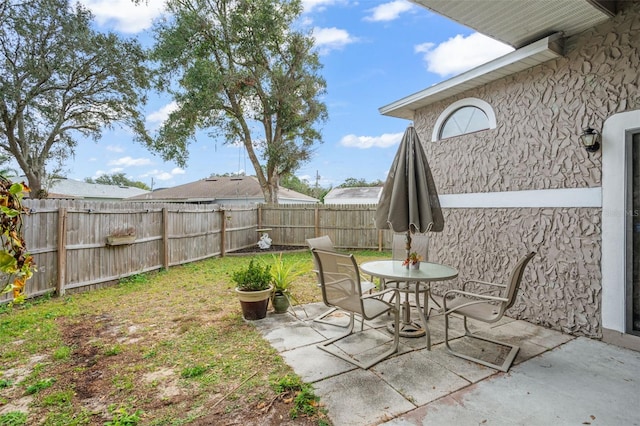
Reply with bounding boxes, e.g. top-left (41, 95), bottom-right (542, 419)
top-left (253, 299), bottom-right (640, 426)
